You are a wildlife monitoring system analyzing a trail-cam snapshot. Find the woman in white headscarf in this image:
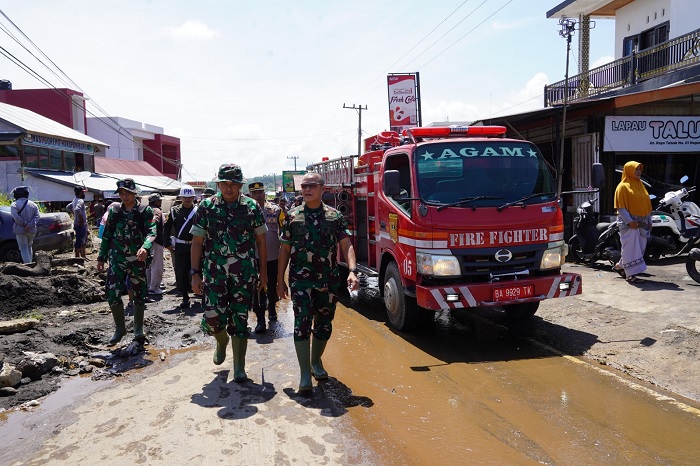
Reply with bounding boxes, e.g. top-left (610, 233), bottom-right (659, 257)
top-left (613, 161), bottom-right (652, 283)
